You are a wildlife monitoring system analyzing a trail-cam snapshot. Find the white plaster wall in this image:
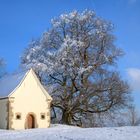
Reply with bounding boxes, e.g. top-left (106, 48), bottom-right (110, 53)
top-left (0, 99), bottom-right (8, 129)
top-left (10, 70), bottom-right (51, 130)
